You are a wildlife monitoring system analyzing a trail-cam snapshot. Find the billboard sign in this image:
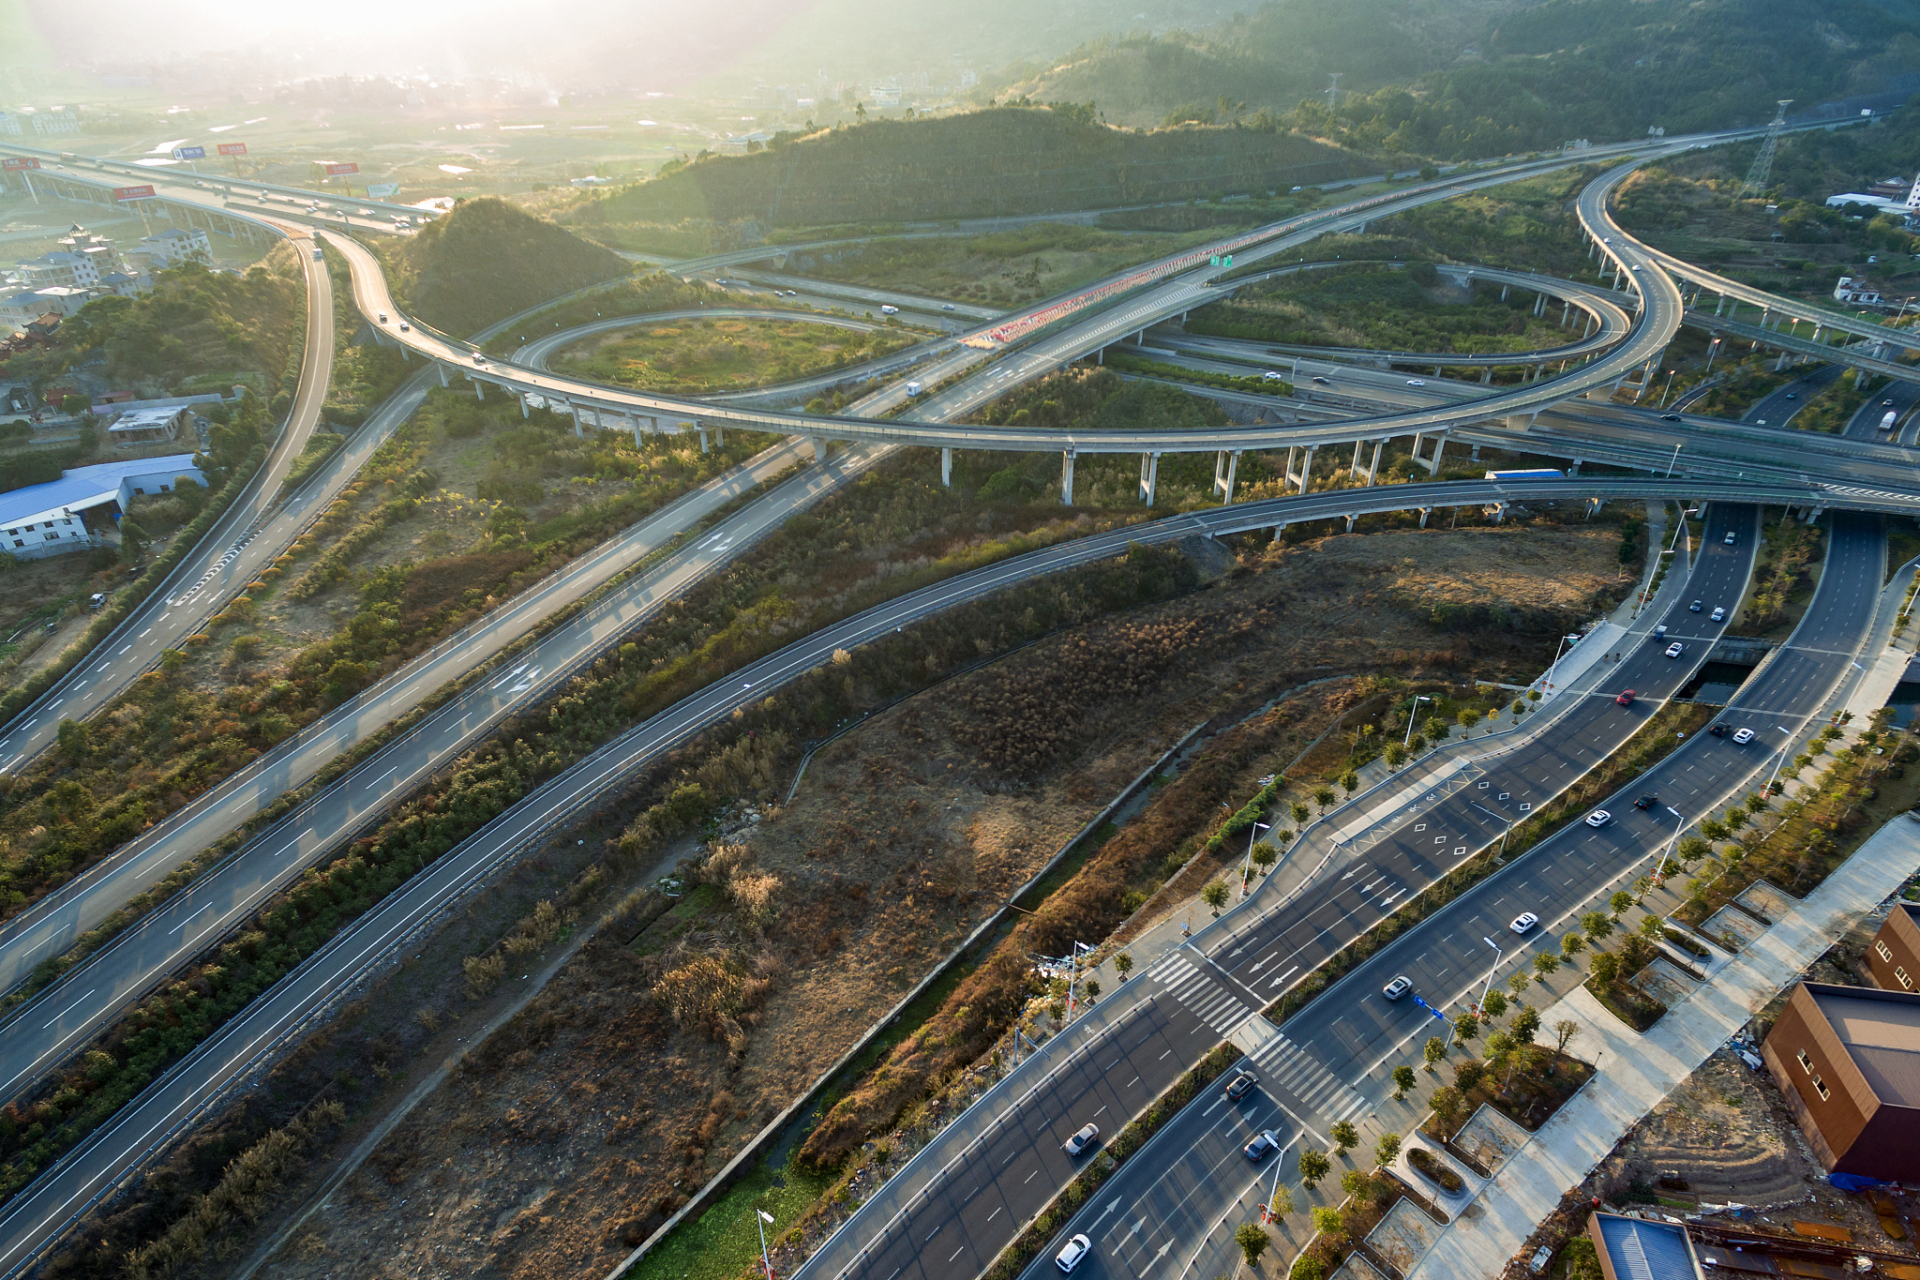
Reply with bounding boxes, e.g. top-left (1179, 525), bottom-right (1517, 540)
top-left (112, 184), bottom-right (157, 202)
top-left (217, 142), bottom-right (248, 156)
top-left (324, 162), bottom-right (359, 176)
top-left (365, 182), bottom-right (399, 198)
top-left (1, 157), bottom-right (40, 171)
top-left (172, 145), bottom-right (206, 160)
